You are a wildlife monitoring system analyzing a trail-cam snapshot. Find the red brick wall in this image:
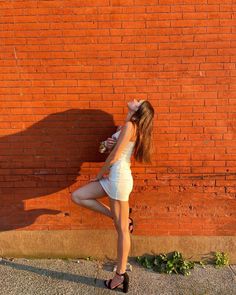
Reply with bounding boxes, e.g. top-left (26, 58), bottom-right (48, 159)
top-left (0, 1), bottom-right (235, 235)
